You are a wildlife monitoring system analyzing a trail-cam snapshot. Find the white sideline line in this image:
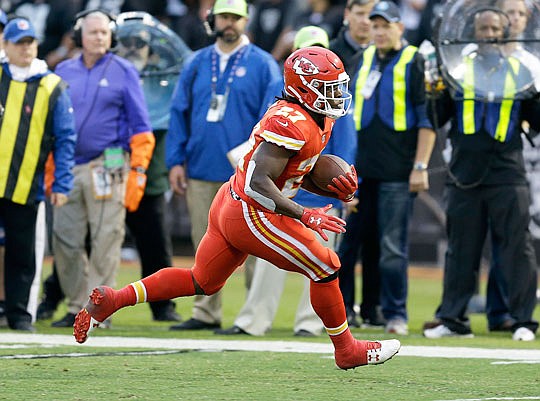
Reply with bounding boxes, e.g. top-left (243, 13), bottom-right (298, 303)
top-left (436, 396), bottom-right (540, 401)
top-left (0, 333), bottom-right (540, 361)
